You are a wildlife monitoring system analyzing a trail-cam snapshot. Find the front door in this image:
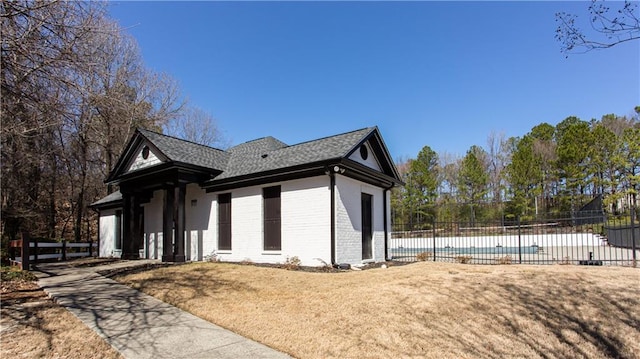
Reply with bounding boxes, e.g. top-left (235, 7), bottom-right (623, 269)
top-left (361, 193), bottom-right (373, 260)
